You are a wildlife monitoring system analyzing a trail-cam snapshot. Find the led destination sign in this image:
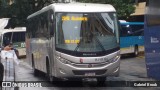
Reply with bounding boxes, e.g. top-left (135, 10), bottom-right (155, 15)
top-left (62, 16), bottom-right (88, 21)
